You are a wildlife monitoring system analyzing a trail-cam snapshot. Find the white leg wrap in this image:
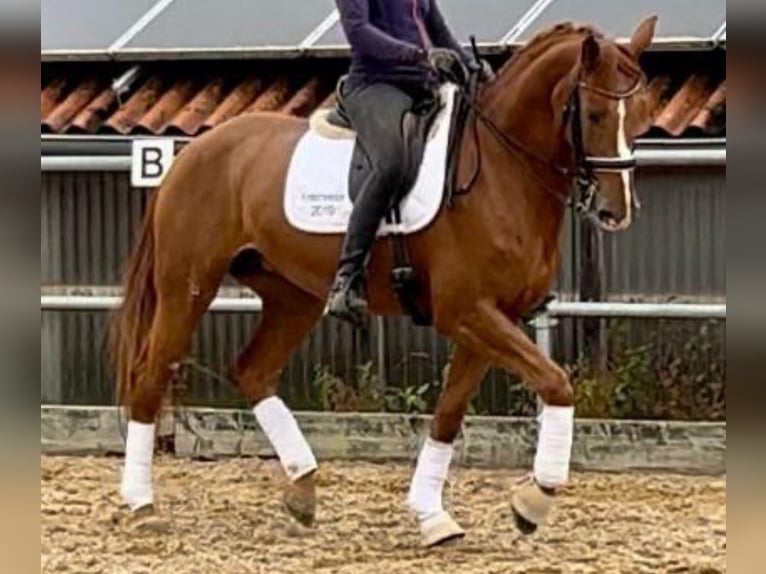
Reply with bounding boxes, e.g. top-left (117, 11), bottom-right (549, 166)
top-left (254, 397), bottom-right (318, 481)
top-left (534, 405), bottom-right (575, 489)
top-left (407, 438), bottom-right (454, 521)
top-left (121, 421), bottom-right (155, 511)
